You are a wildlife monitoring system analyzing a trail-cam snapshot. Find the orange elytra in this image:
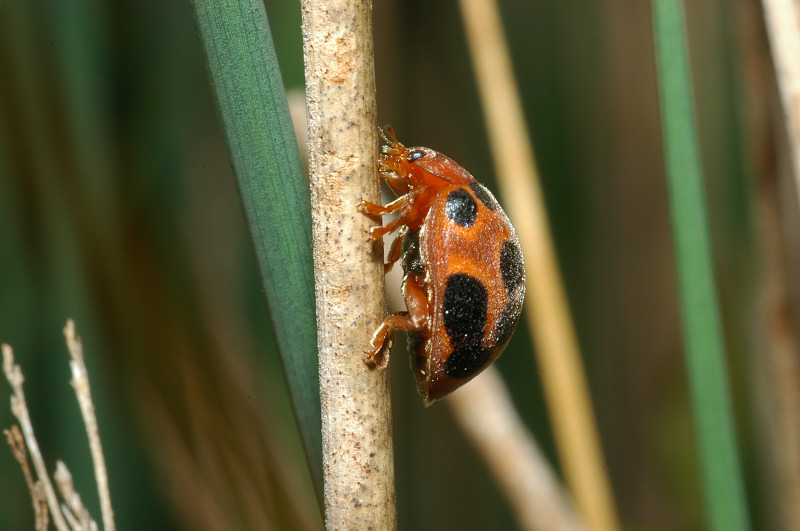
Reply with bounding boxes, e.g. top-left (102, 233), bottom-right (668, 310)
top-left (359, 127), bottom-right (525, 404)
